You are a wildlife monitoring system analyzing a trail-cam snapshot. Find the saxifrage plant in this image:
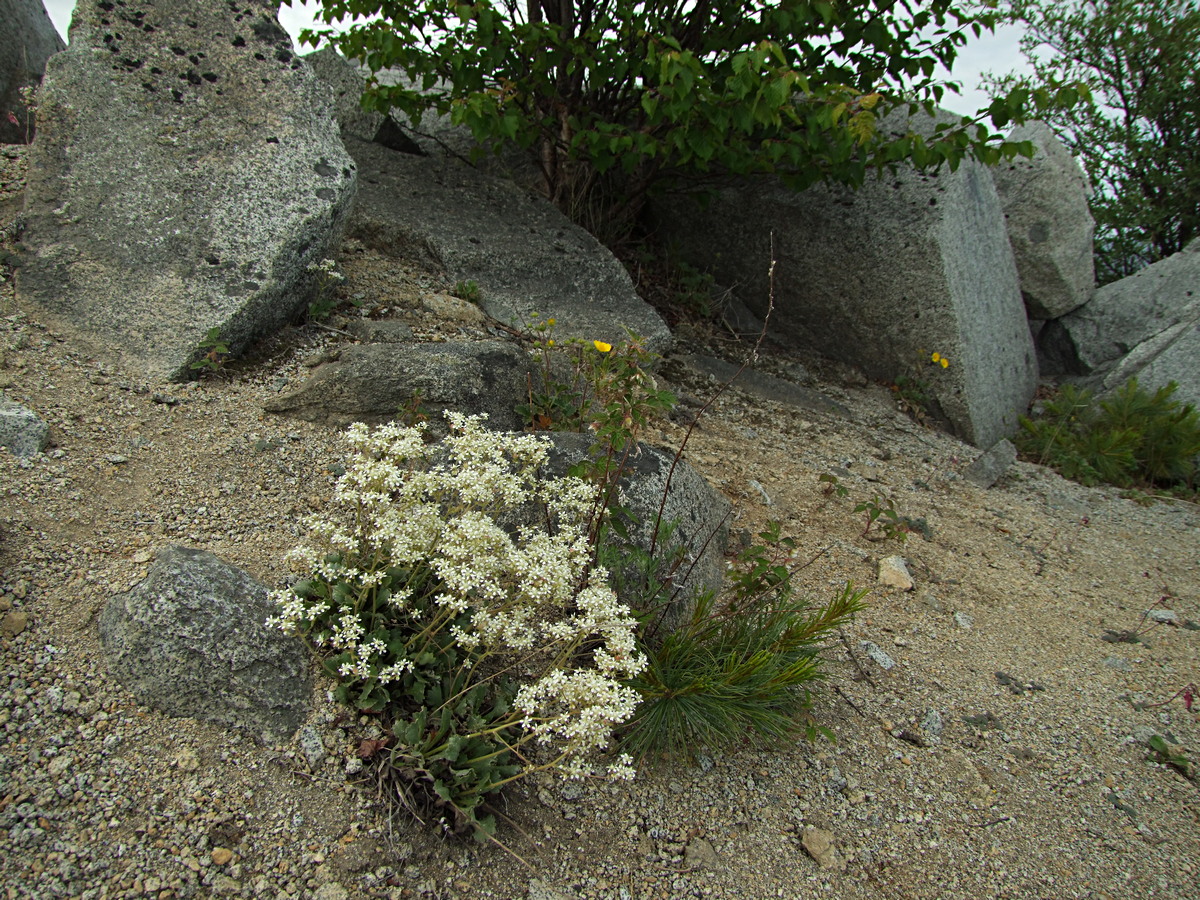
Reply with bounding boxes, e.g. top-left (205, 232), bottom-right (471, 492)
top-left (305, 257), bottom-right (348, 322)
top-left (274, 319), bottom-right (866, 842)
top-left (291, 0), bottom-right (1079, 239)
top-left (269, 413), bottom-right (645, 839)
